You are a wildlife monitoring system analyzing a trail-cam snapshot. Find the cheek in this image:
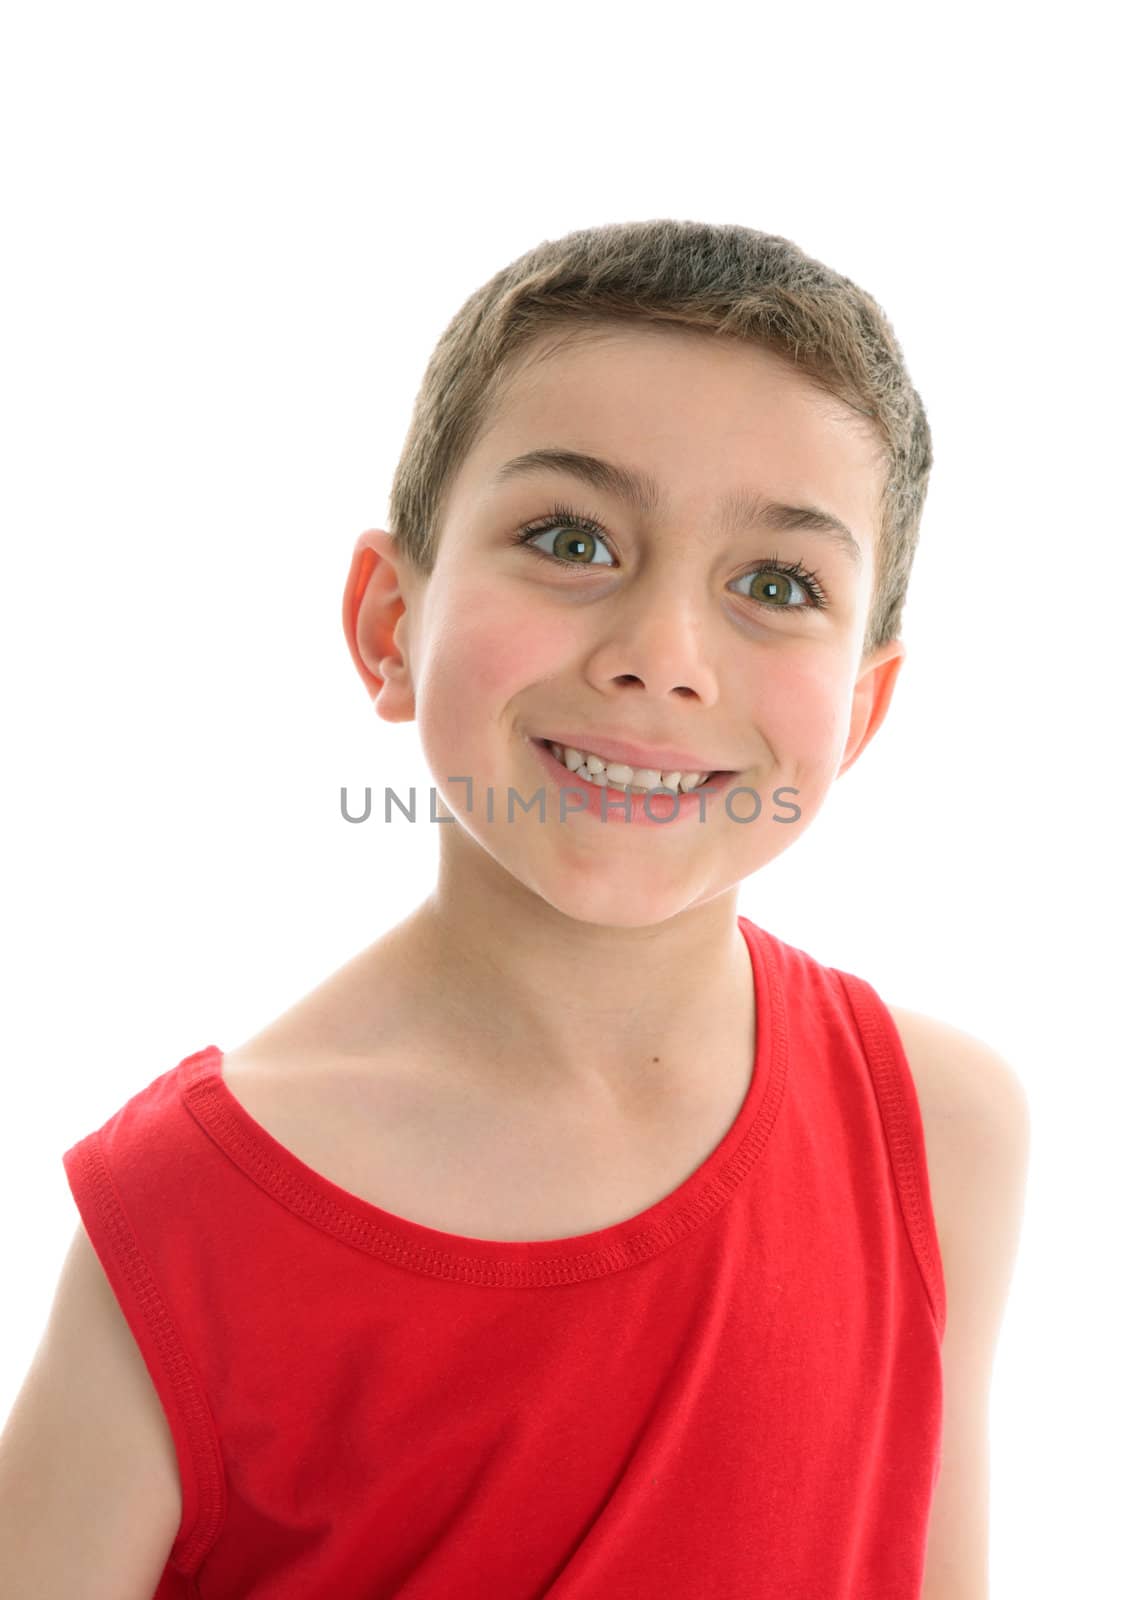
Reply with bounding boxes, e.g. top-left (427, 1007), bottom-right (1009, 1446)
top-left (753, 652), bottom-right (853, 756)
top-left (413, 591), bottom-right (566, 746)
top-left (446, 605), bottom-right (561, 697)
